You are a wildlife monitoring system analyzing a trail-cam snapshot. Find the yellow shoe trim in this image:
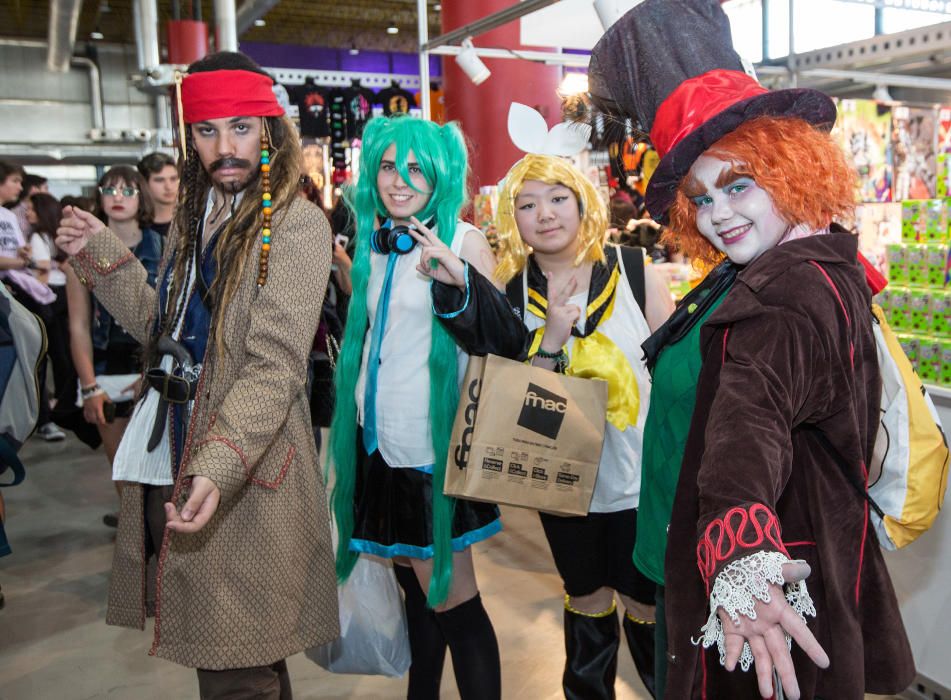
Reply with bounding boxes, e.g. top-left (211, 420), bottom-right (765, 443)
top-left (624, 611), bottom-right (656, 625)
top-left (564, 594), bottom-right (617, 618)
